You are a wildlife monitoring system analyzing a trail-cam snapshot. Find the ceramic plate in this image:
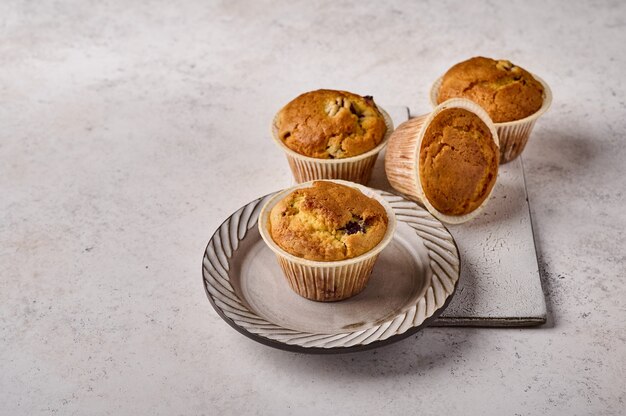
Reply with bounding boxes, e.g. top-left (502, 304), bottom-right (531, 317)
top-left (202, 189), bottom-right (460, 353)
